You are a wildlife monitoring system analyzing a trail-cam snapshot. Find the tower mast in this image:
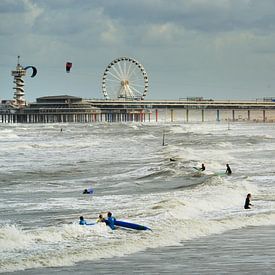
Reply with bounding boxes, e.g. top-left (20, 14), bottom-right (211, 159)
top-left (11, 56), bottom-right (26, 107)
